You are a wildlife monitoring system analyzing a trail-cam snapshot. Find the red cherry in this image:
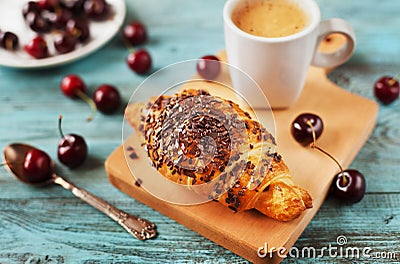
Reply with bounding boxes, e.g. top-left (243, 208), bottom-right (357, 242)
top-left (57, 116), bottom-right (88, 168)
top-left (126, 49), bottom-right (152, 74)
top-left (291, 113), bottom-right (324, 146)
top-left (54, 33), bottom-right (77, 54)
top-left (26, 12), bottom-right (52, 33)
top-left (196, 55), bottom-right (221, 80)
top-left (49, 8), bottom-right (73, 29)
top-left (374, 76), bottom-right (399, 104)
top-left (123, 21), bottom-right (147, 46)
top-left (22, 1), bottom-right (40, 18)
top-left (58, 134), bottom-right (88, 168)
top-left (61, 74), bottom-right (86, 98)
top-left (37, 0), bottom-right (60, 11)
top-left (331, 169), bottom-right (366, 203)
top-left (84, 0), bottom-right (110, 21)
top-left (60, 75), bottom-right (97, 121)
top-left (24, 36), bottom-right (49, 59)
top-left (94, 84), bottom-right (121, 114)
top-left (66, 19), bottom-right (90, 43)
top-left (23, 148), bottom-right (52, 183)
top-left (61, 0), bottom-right (85, 16)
